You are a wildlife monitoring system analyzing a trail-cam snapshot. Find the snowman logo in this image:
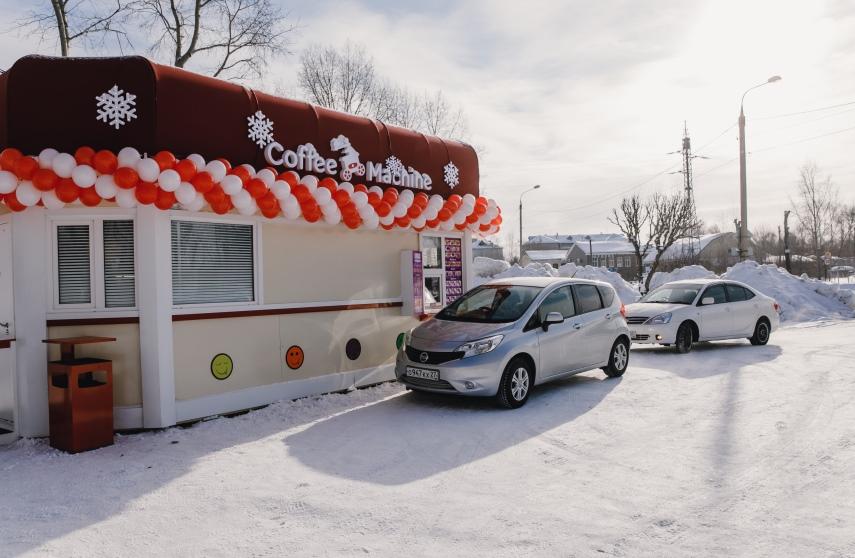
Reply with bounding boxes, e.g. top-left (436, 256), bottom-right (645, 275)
top-left (330, 134), bottom-right (366, 181)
